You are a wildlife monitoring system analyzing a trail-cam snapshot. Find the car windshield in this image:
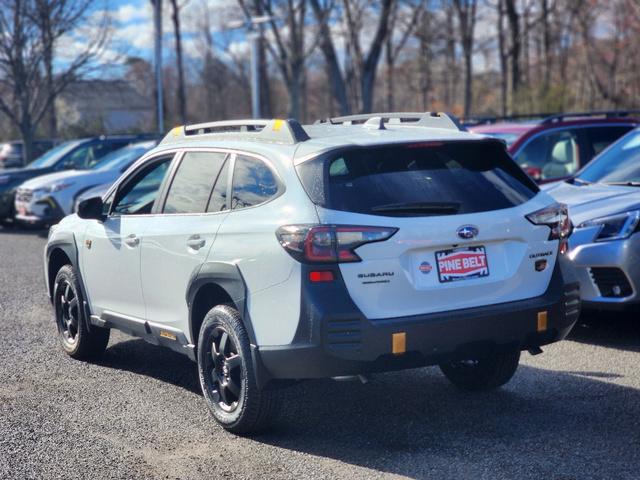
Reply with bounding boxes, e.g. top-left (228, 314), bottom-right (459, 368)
top-left (26, 141), bottom-right (82, 169)
top-left (91, 143), bottom-right (154, 172)
top-left (481, 132), bottom-right (521, 147)
top-left (577, 129), bottom-right (640, 184)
